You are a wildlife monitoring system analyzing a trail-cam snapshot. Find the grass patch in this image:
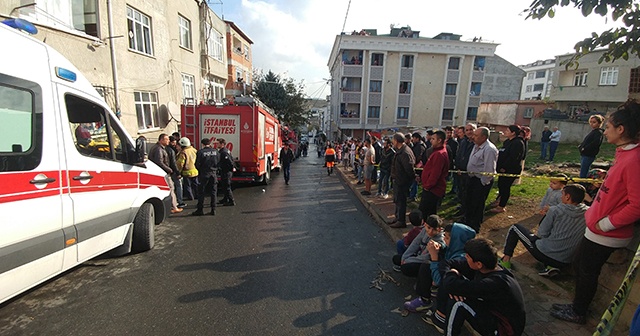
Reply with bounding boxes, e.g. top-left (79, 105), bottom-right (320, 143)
top-left (524, 142), bottom-right (616, 169)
